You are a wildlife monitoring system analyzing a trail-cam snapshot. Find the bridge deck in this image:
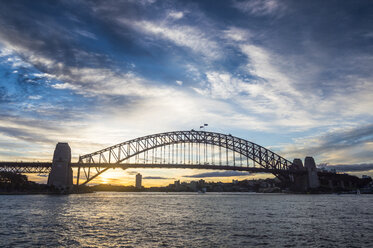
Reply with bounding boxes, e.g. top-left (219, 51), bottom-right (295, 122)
top-left (73, 163), bottom-right (297, 174)
top-left (0, 162), bottom-right (305, 174)
top-left (0, 162), bottom-right (52, 173)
